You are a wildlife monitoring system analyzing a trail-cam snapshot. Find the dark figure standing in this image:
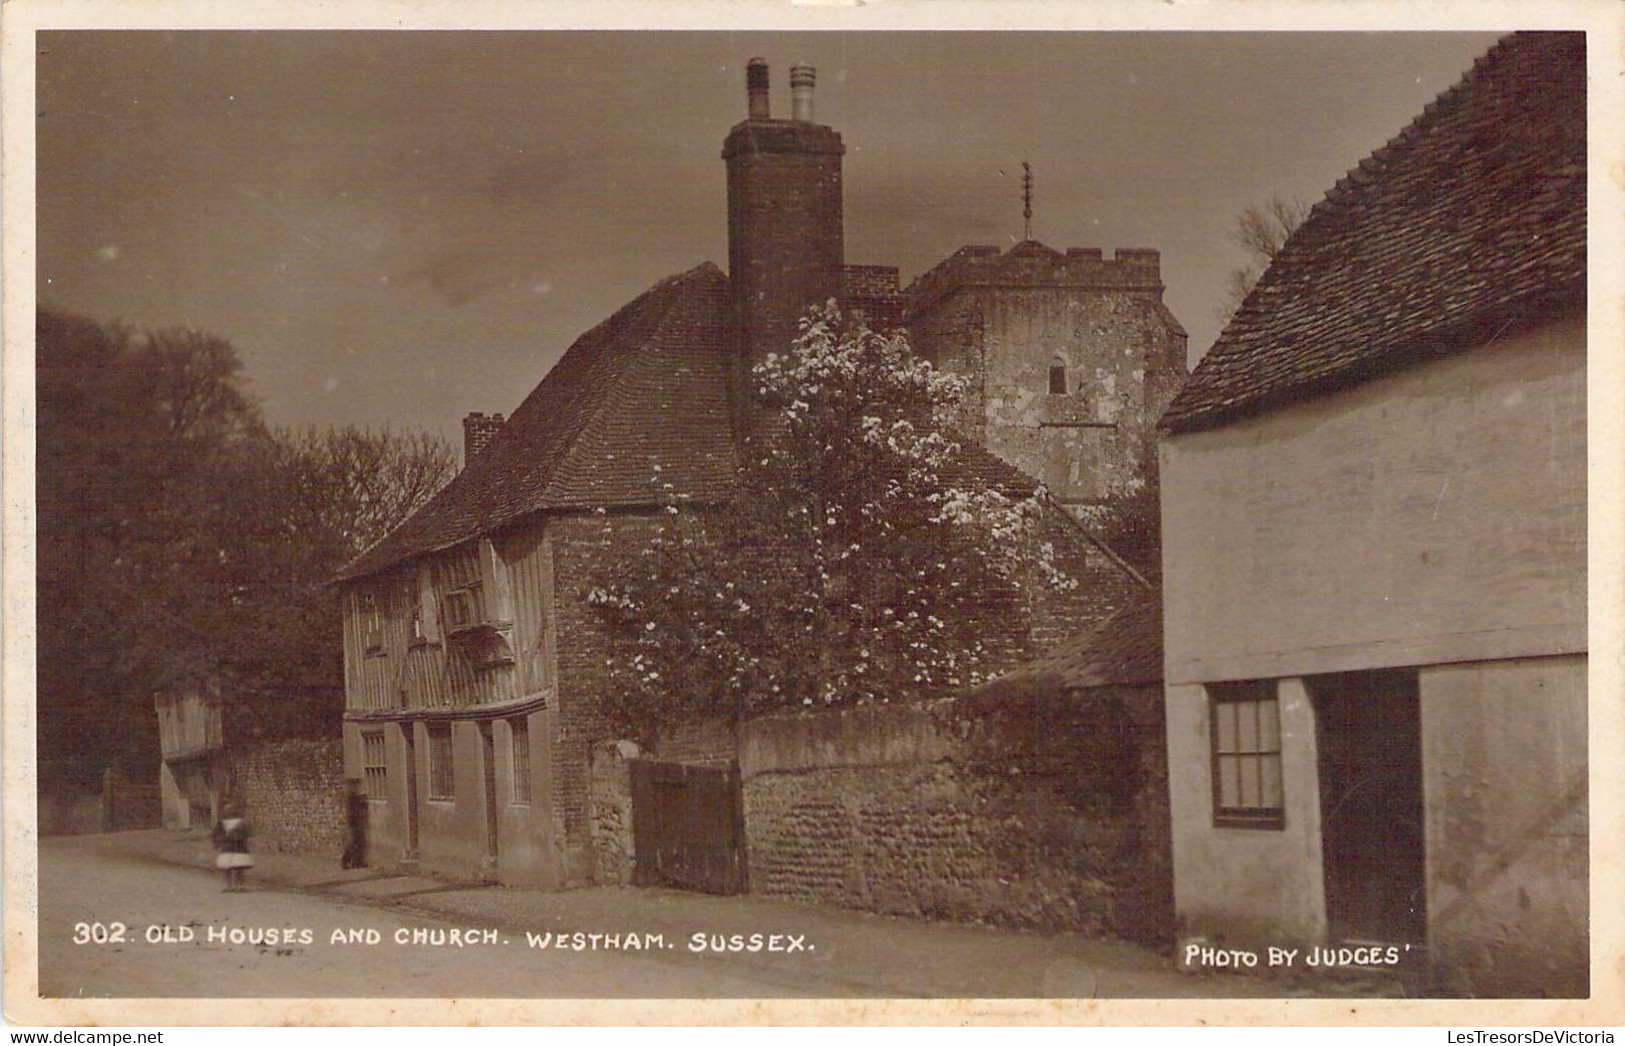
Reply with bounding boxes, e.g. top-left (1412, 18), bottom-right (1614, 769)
top-left (341, 778), bottom-right (369, 870)
top-left (212, 801), bottom-right (254, 892)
